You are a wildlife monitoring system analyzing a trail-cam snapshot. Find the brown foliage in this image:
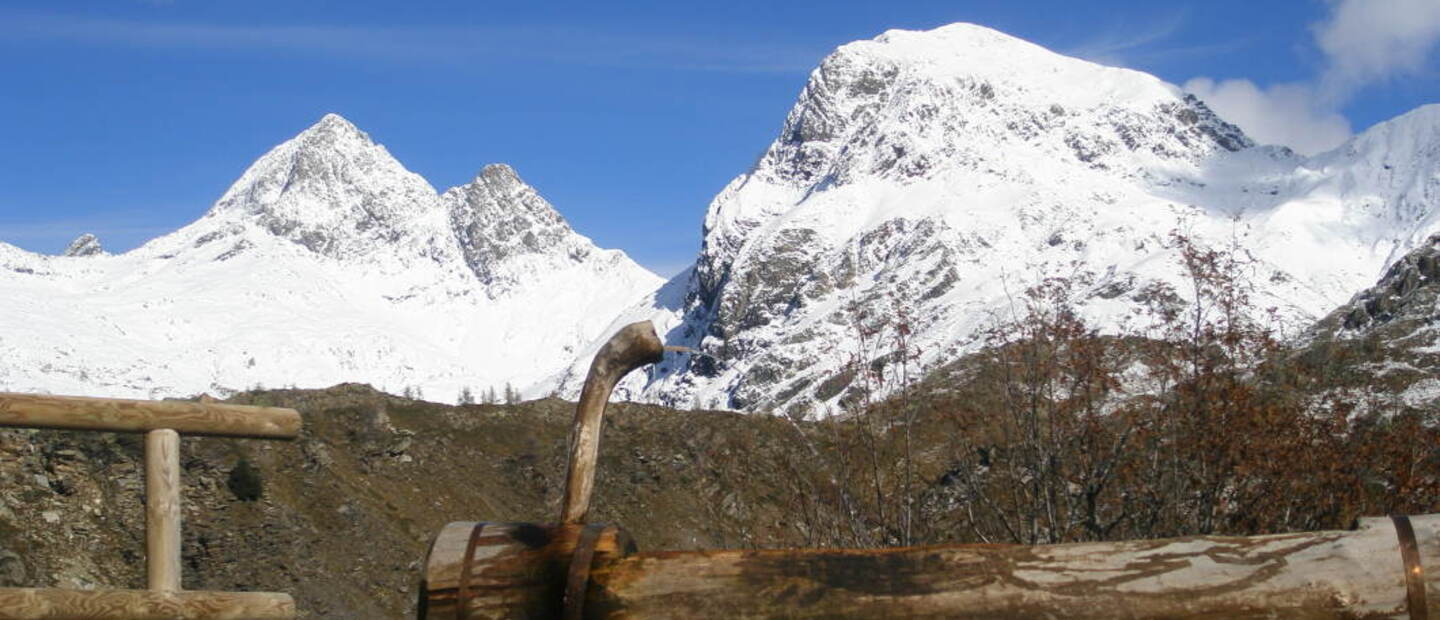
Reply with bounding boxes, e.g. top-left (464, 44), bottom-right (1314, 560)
top-left (782, 233), bottom-right (1440, 548)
